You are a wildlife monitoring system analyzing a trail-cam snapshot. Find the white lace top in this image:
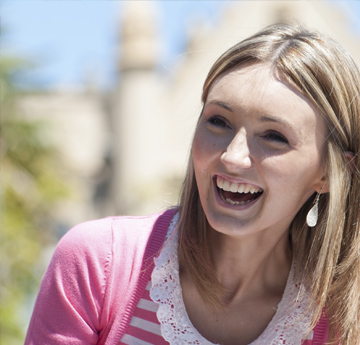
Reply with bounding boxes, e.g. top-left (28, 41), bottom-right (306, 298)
top-left (149, 213), bottom-right (314, 345)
